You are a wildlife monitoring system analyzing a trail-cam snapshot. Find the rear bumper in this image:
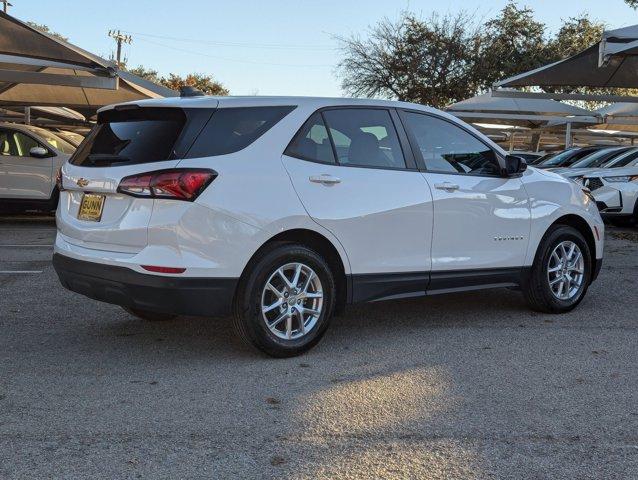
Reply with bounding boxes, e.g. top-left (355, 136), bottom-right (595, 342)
top-left (53, 253), bottom-right (237, 317)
